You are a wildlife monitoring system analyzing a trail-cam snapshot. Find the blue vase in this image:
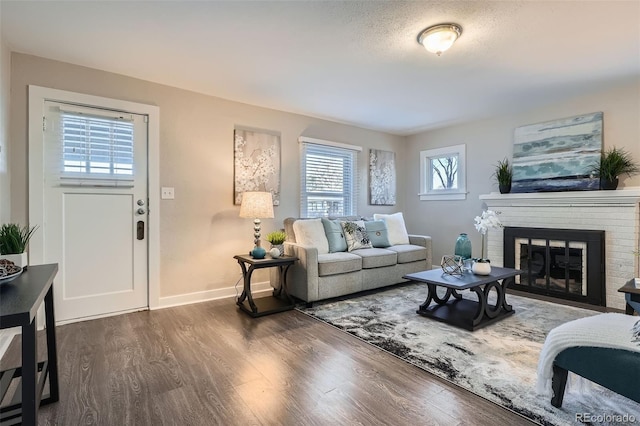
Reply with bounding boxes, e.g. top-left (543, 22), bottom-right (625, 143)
top-left (454, 233), bottom-right (472, 260)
